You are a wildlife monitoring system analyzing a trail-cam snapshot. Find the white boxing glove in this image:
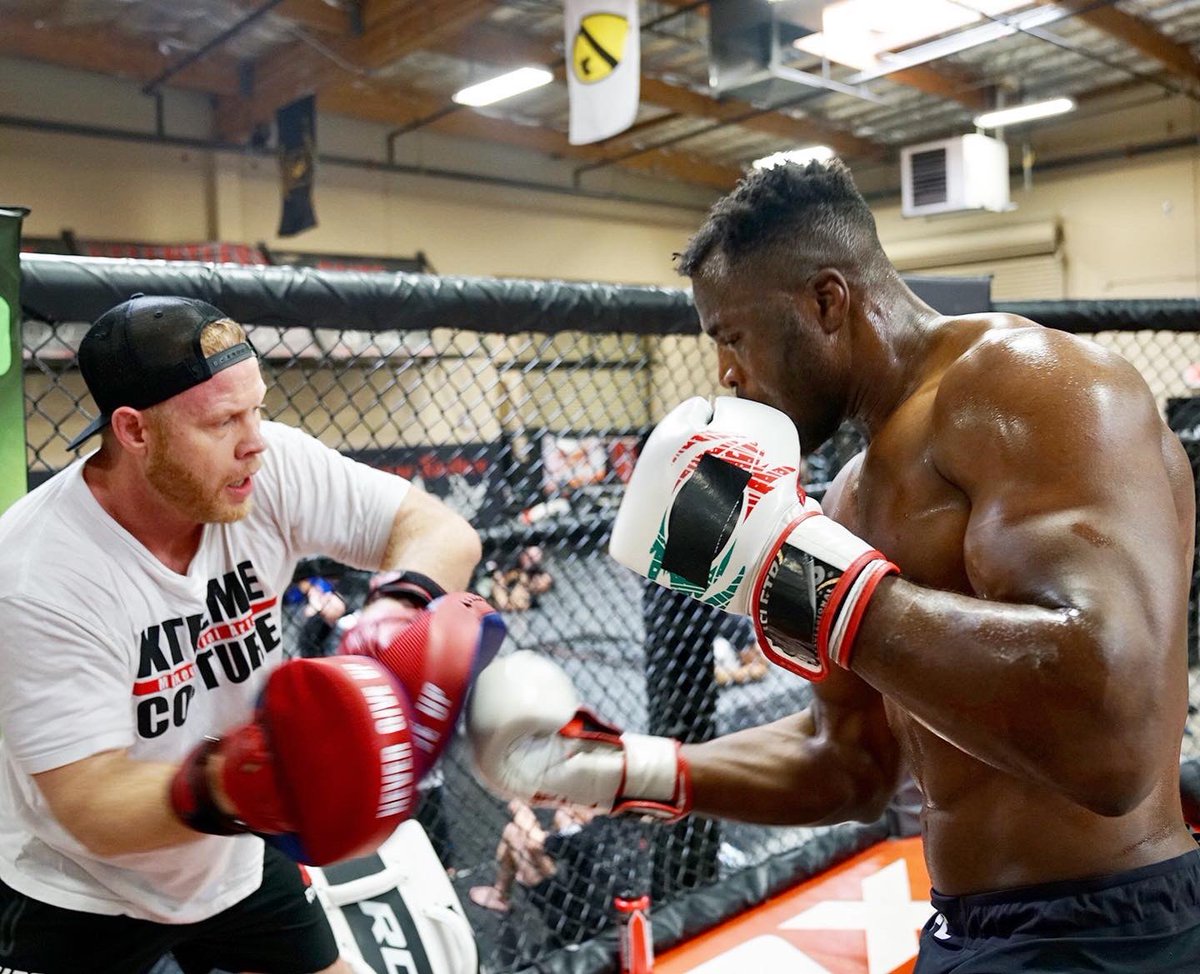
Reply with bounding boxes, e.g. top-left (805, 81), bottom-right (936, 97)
top-left (466, 651), bottom-right (690, 819)
top-left (609, 396), bottom-right (898, 681)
